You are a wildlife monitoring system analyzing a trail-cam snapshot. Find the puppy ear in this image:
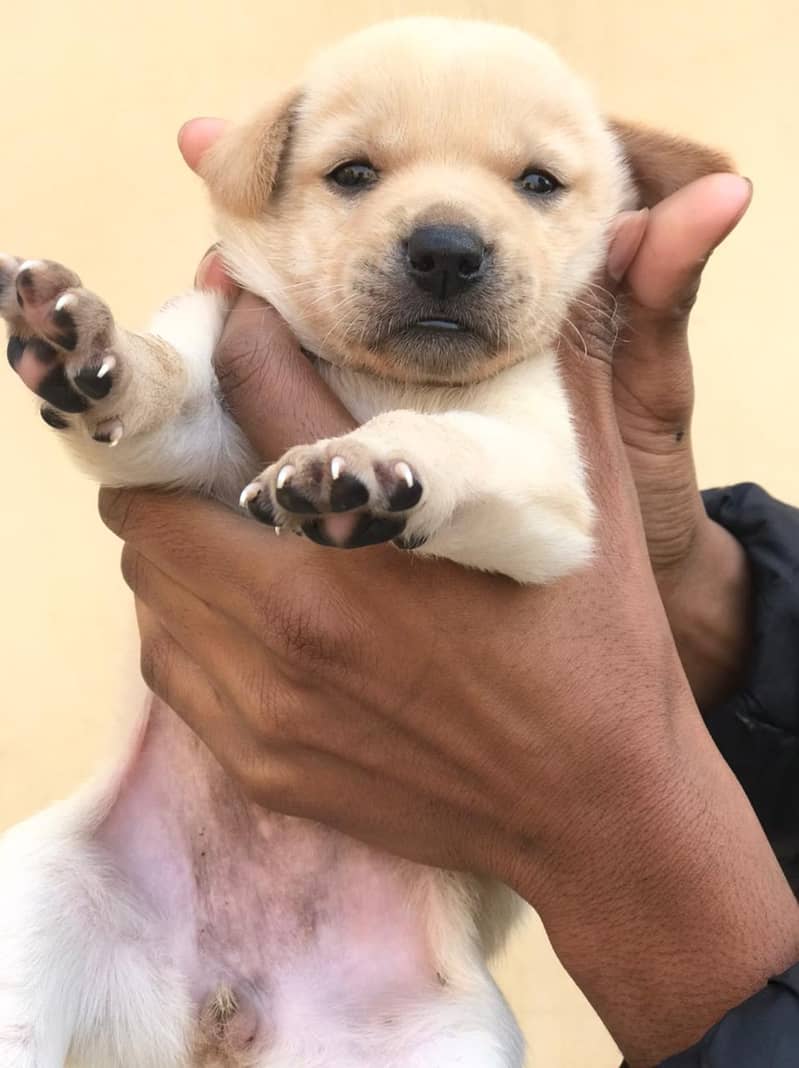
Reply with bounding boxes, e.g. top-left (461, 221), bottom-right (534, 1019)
top-left (199, 89), bottom-right (301, 217)
top-left (610, 120), bottom-right (736, 208)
